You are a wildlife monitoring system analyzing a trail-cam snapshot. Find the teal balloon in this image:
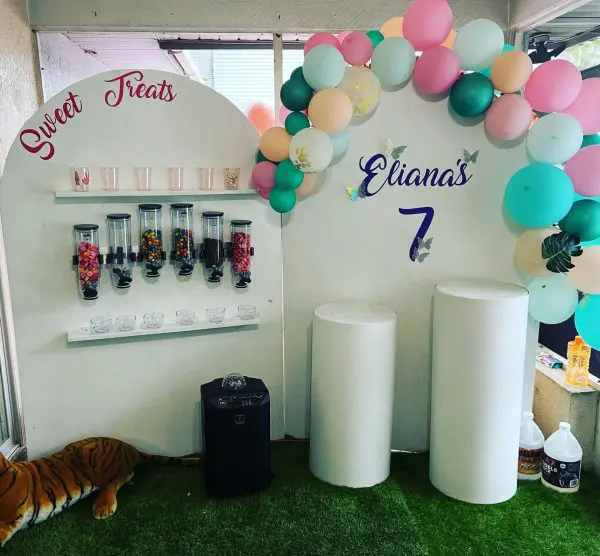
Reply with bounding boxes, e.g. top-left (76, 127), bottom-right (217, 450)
top-left (528, 275), bottom-right (579, 324)
top-left (367, 30), bottom-right (384, 49)
top-left (255, 149), bottom-right (269, 163)
top-left (479, 44), bottom-right (516, 77)
top-left (269, 186), bottom-right (297, 213)
top-left (290, 66), bottom-right (304, 81)
top-left (559, 199), bottom-right (600, 242)
top-left (575, 294), bottom-right (600, 349)
top-left (330, 129), bottom-right (351, 159)
top-left (280, 78), bottom-right (313, 111)
top-left (582, 134), bottom-right (600, 148)
top-left (285, 112), bottom-right (310, 135)
top-left (302, 45), bottom-right (346, 91)
top-left (449, 73), bottom-right (495, 118)
top-left (504, 164), bottom-right (574, 227)
top-left (274, 159), bottom-right (304, 190)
